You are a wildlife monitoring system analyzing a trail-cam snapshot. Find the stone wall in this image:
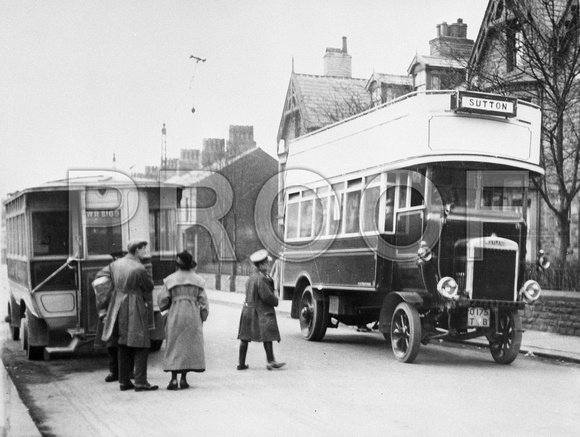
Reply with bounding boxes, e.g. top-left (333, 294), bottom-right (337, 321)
top-left (520, 290), bottom-right (580, 336)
